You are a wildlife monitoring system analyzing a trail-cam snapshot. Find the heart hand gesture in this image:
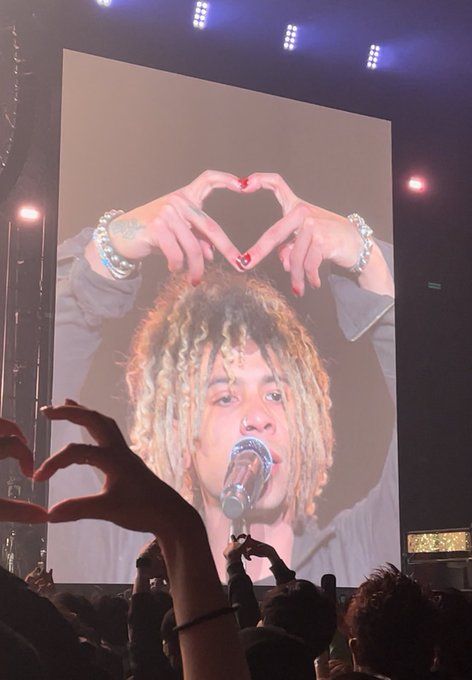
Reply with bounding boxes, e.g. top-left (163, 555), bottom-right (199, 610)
top-left (86, 170), bottom-right (244, 286)
top-left (236, 172), bottom-right (366, 296)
